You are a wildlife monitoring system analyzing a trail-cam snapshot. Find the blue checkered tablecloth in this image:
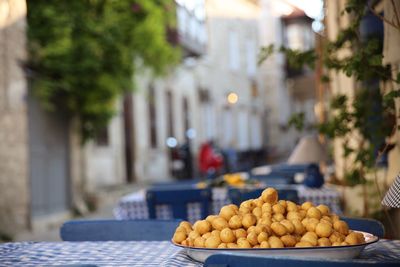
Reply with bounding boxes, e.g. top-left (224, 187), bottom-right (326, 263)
top-left (113, 185), bottom-right (341, 223)
top-left (0, 240), bottom-right (399, 266)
